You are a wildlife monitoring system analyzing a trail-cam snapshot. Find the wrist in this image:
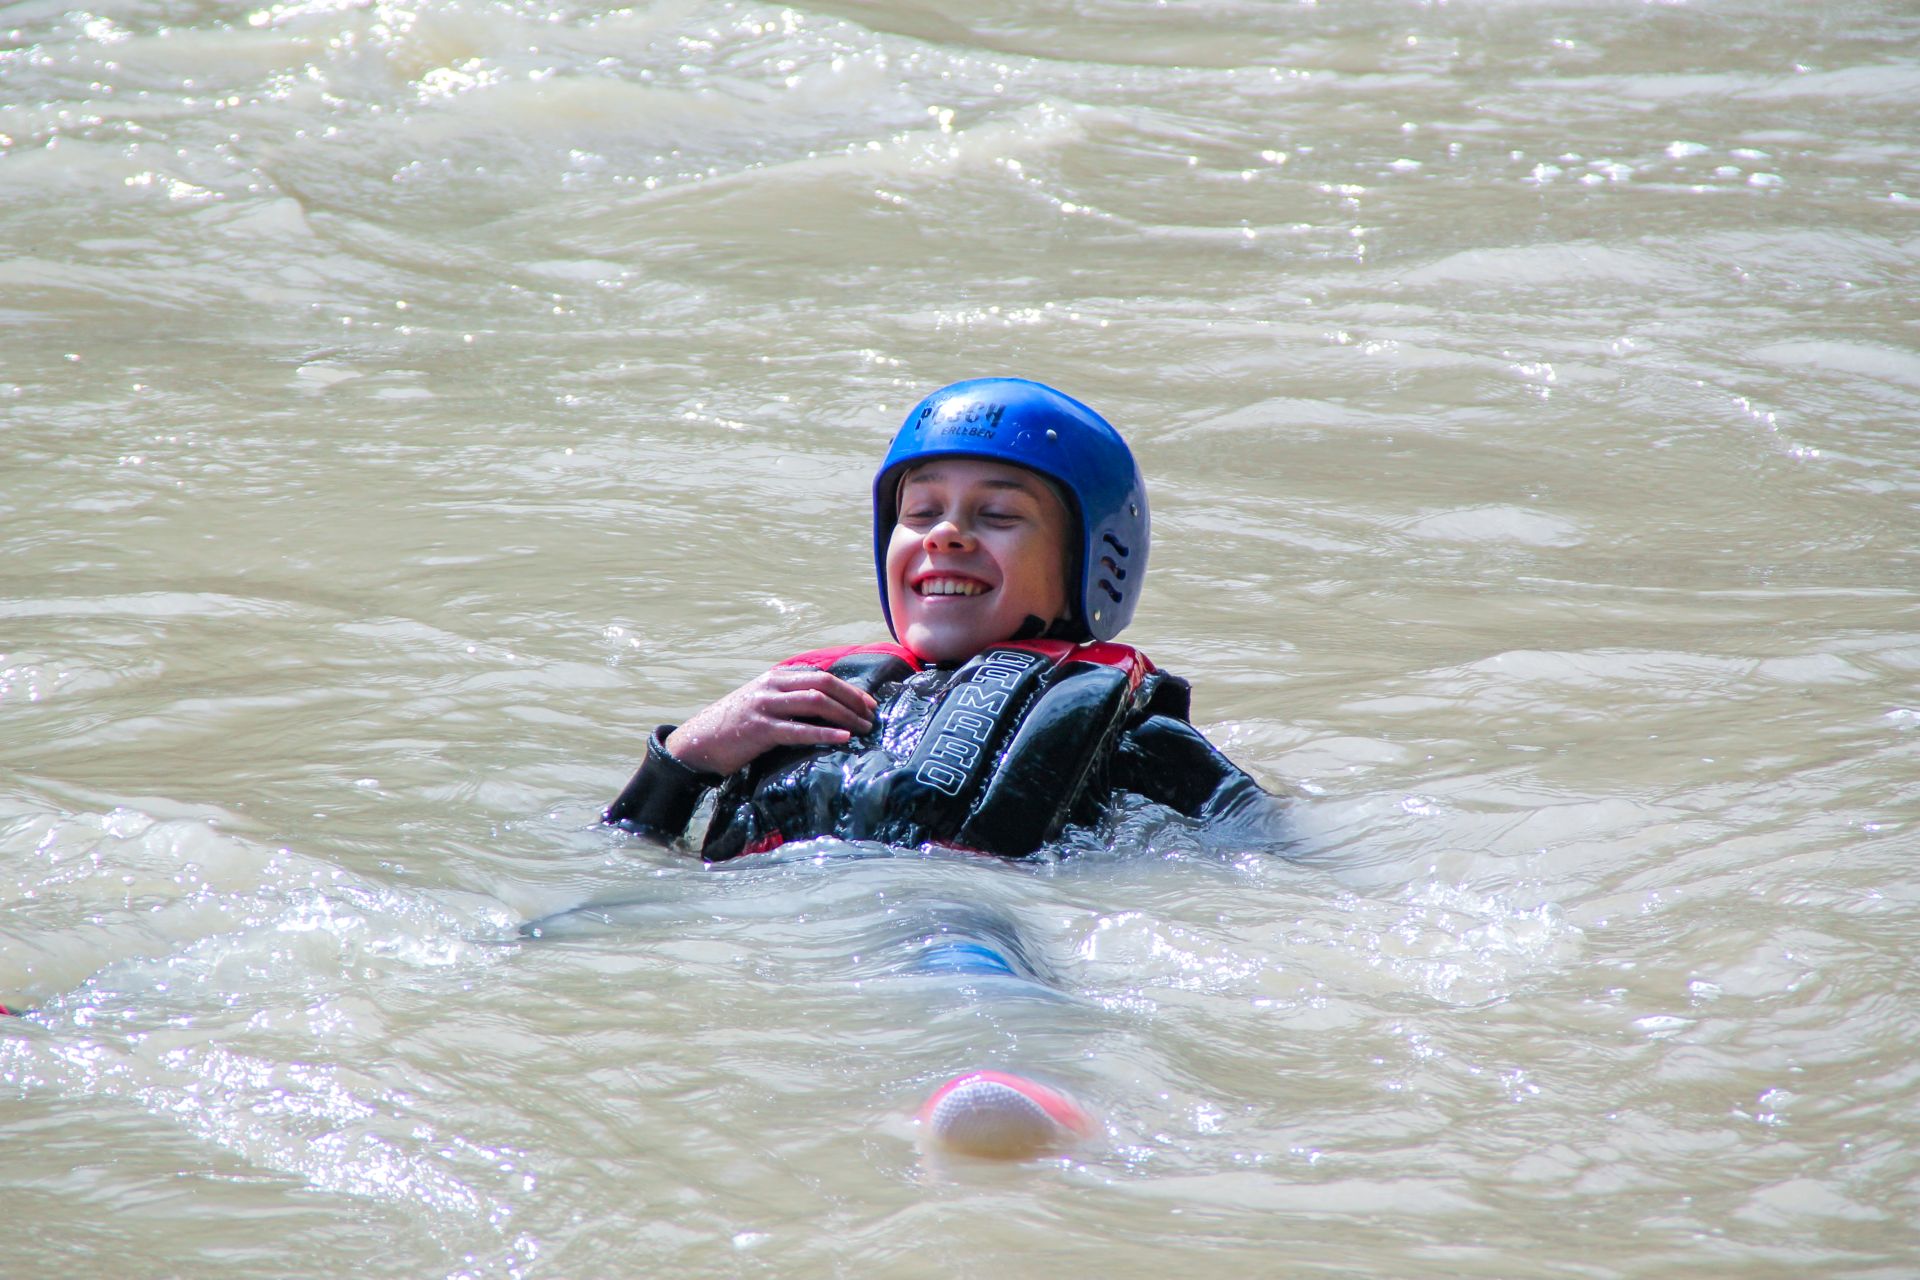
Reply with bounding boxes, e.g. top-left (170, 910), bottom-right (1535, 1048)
top-left (657, 725), bottom-right (725, 780)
